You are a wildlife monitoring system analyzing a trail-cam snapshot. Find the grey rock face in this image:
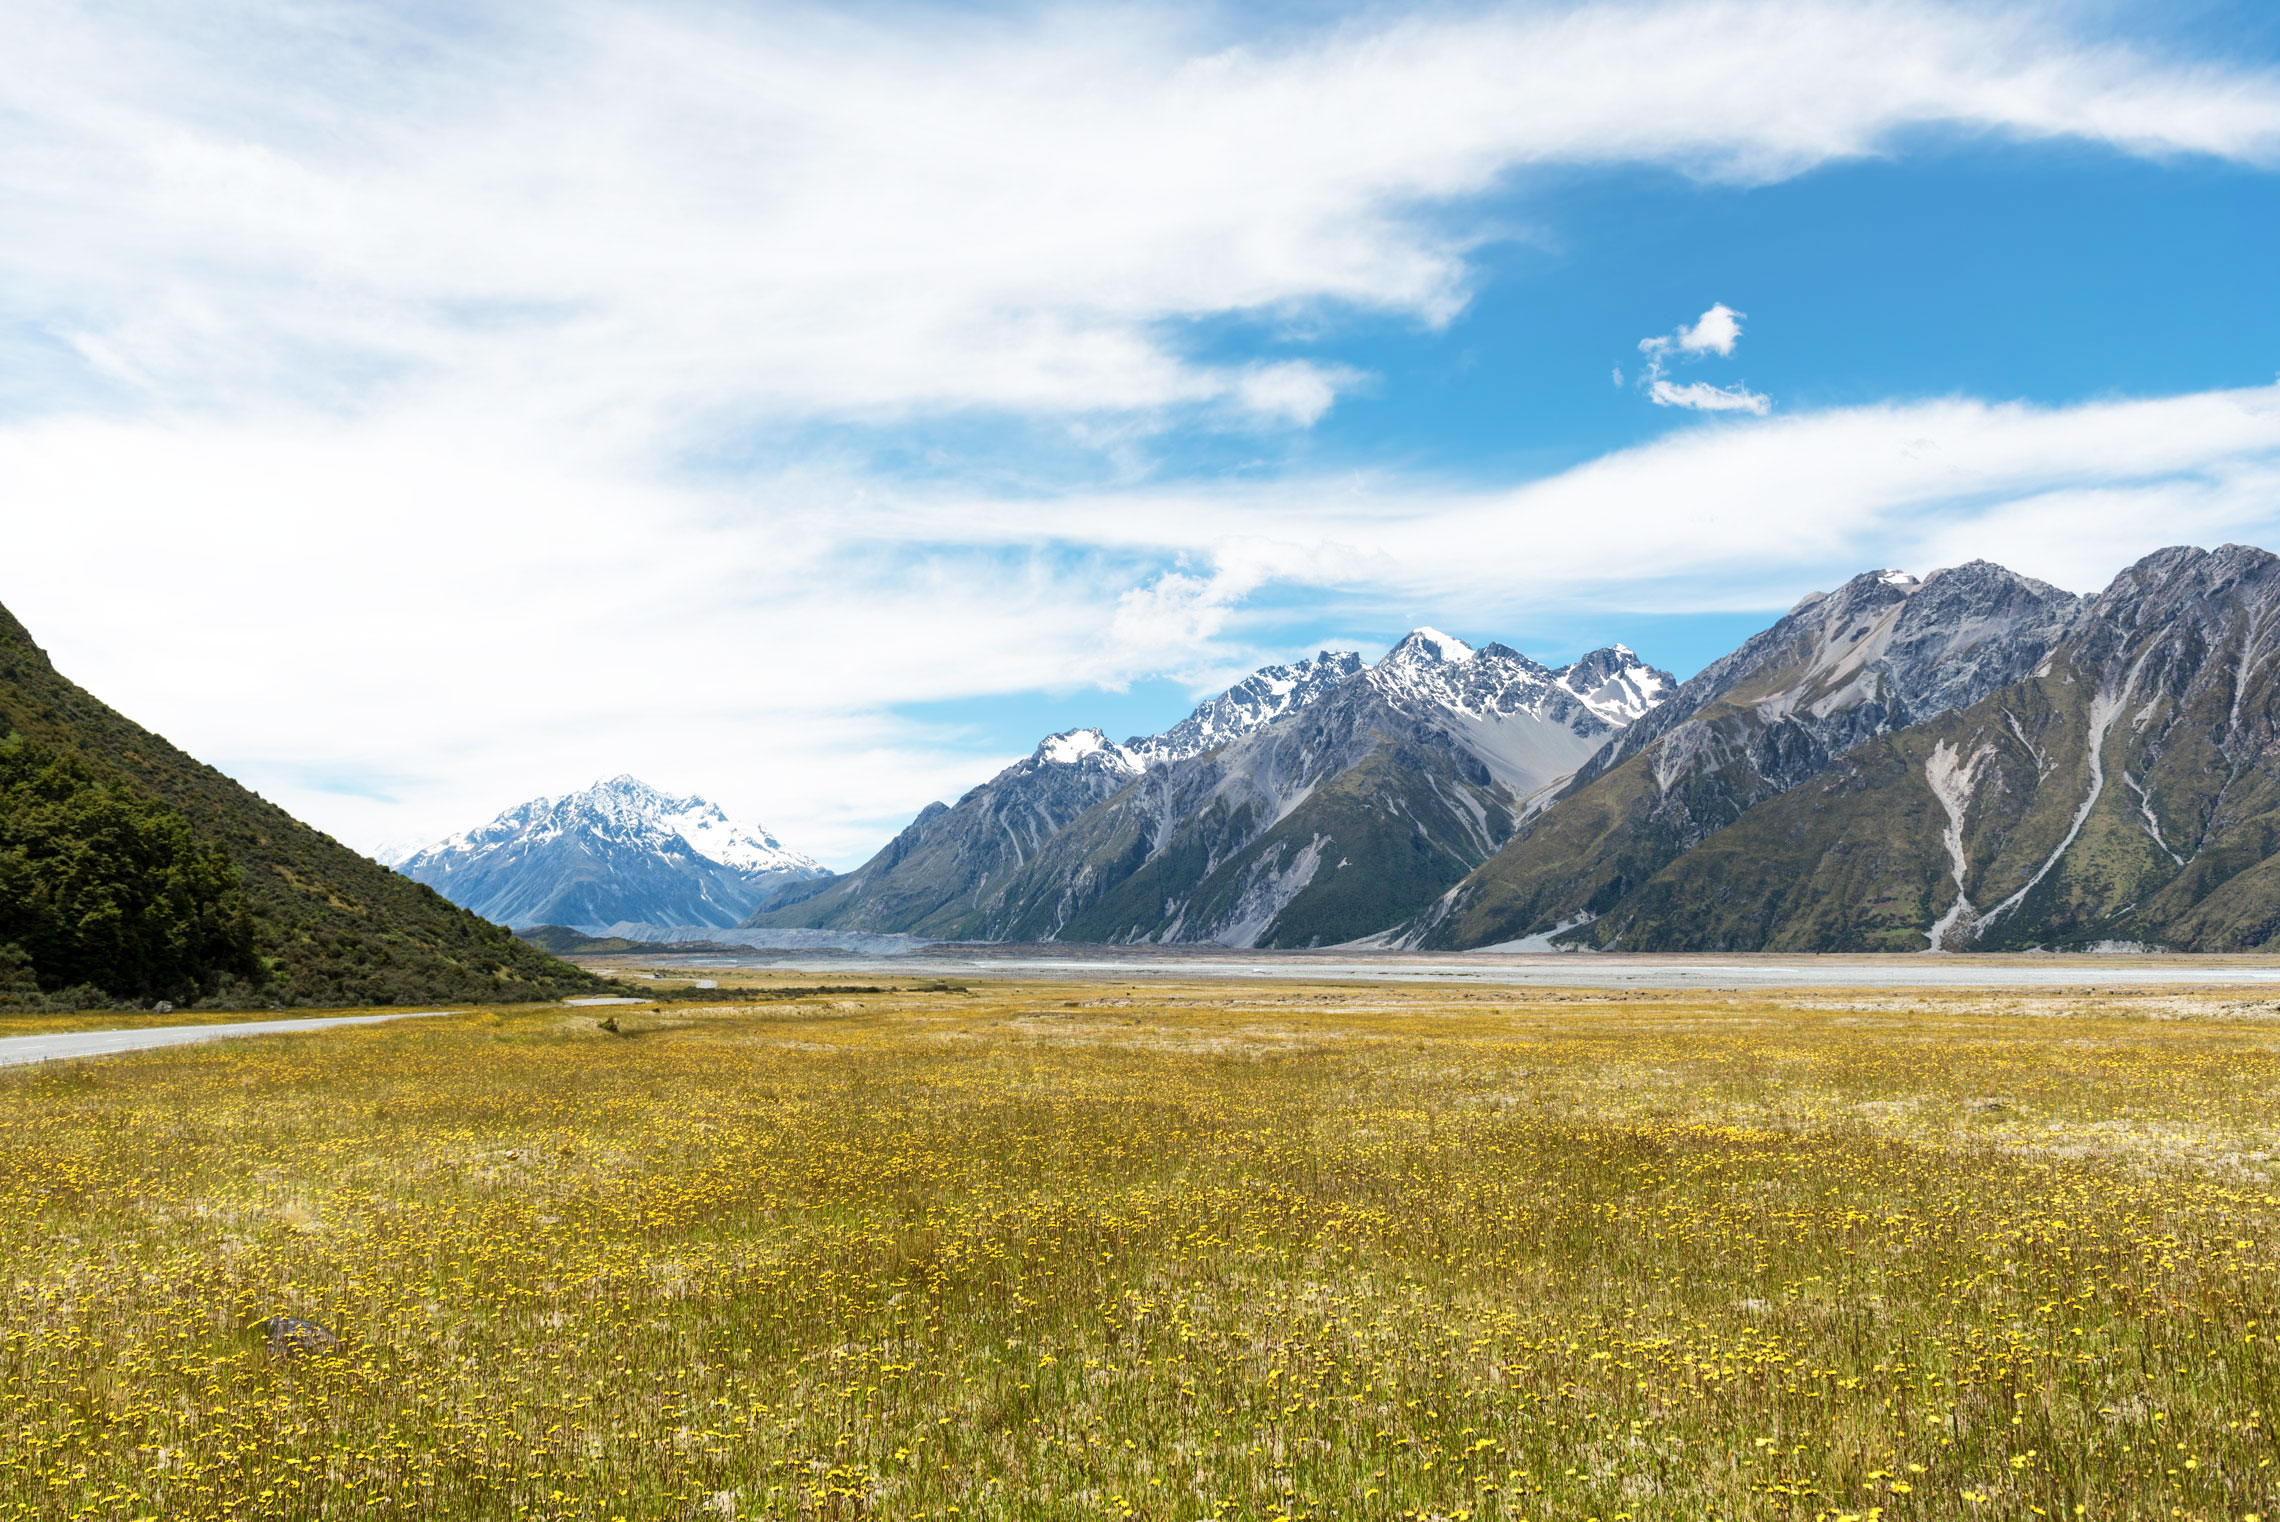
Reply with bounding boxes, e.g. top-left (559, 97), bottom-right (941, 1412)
top-left (1484, 544), bottom-right (2280, 955)
top-left (1417, 559), bottom-right (2084, 950)
top-left (984, 669), bottom-right (1513, 946)
top-left (1582, 563), bottom-right (2077, 797)
top-left (1591, 562), bottom-right (2076, 836)
top-left (911, 636), bottom-right (1671, 947)
top-left (752, 654), bottom-right (1371, 939)
top-left (761, 635), bottom-right (1674, 947)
